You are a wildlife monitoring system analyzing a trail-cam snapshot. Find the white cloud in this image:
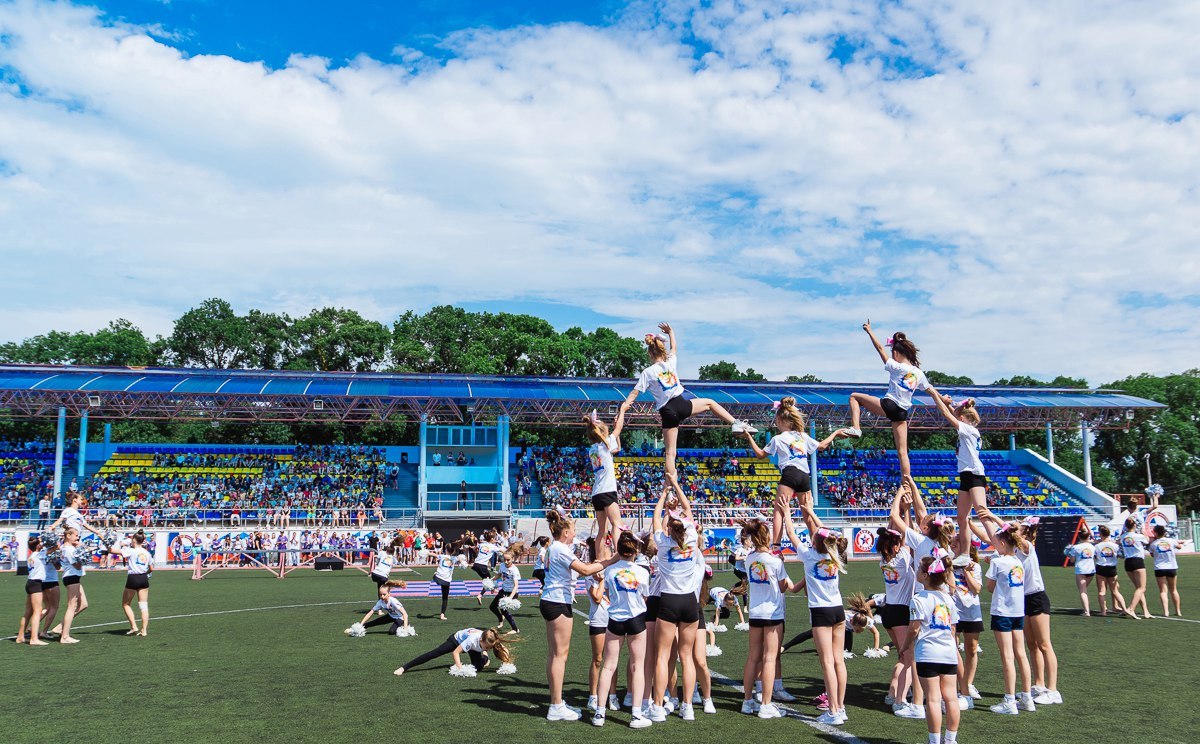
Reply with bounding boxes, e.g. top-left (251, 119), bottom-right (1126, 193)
top-left (0, 0), bottom-right (1197, 385)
